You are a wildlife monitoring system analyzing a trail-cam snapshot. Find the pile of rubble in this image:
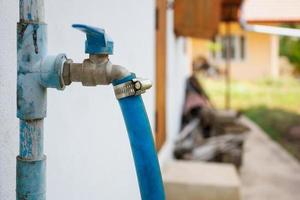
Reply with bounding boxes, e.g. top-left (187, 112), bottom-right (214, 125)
top-left (174, 75), bottom-right (249, 168)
